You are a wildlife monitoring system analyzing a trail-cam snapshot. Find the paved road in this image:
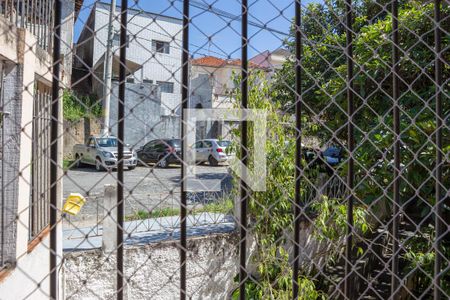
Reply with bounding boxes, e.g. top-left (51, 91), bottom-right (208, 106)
top-left (63, 164), bottom-right (233, 227)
